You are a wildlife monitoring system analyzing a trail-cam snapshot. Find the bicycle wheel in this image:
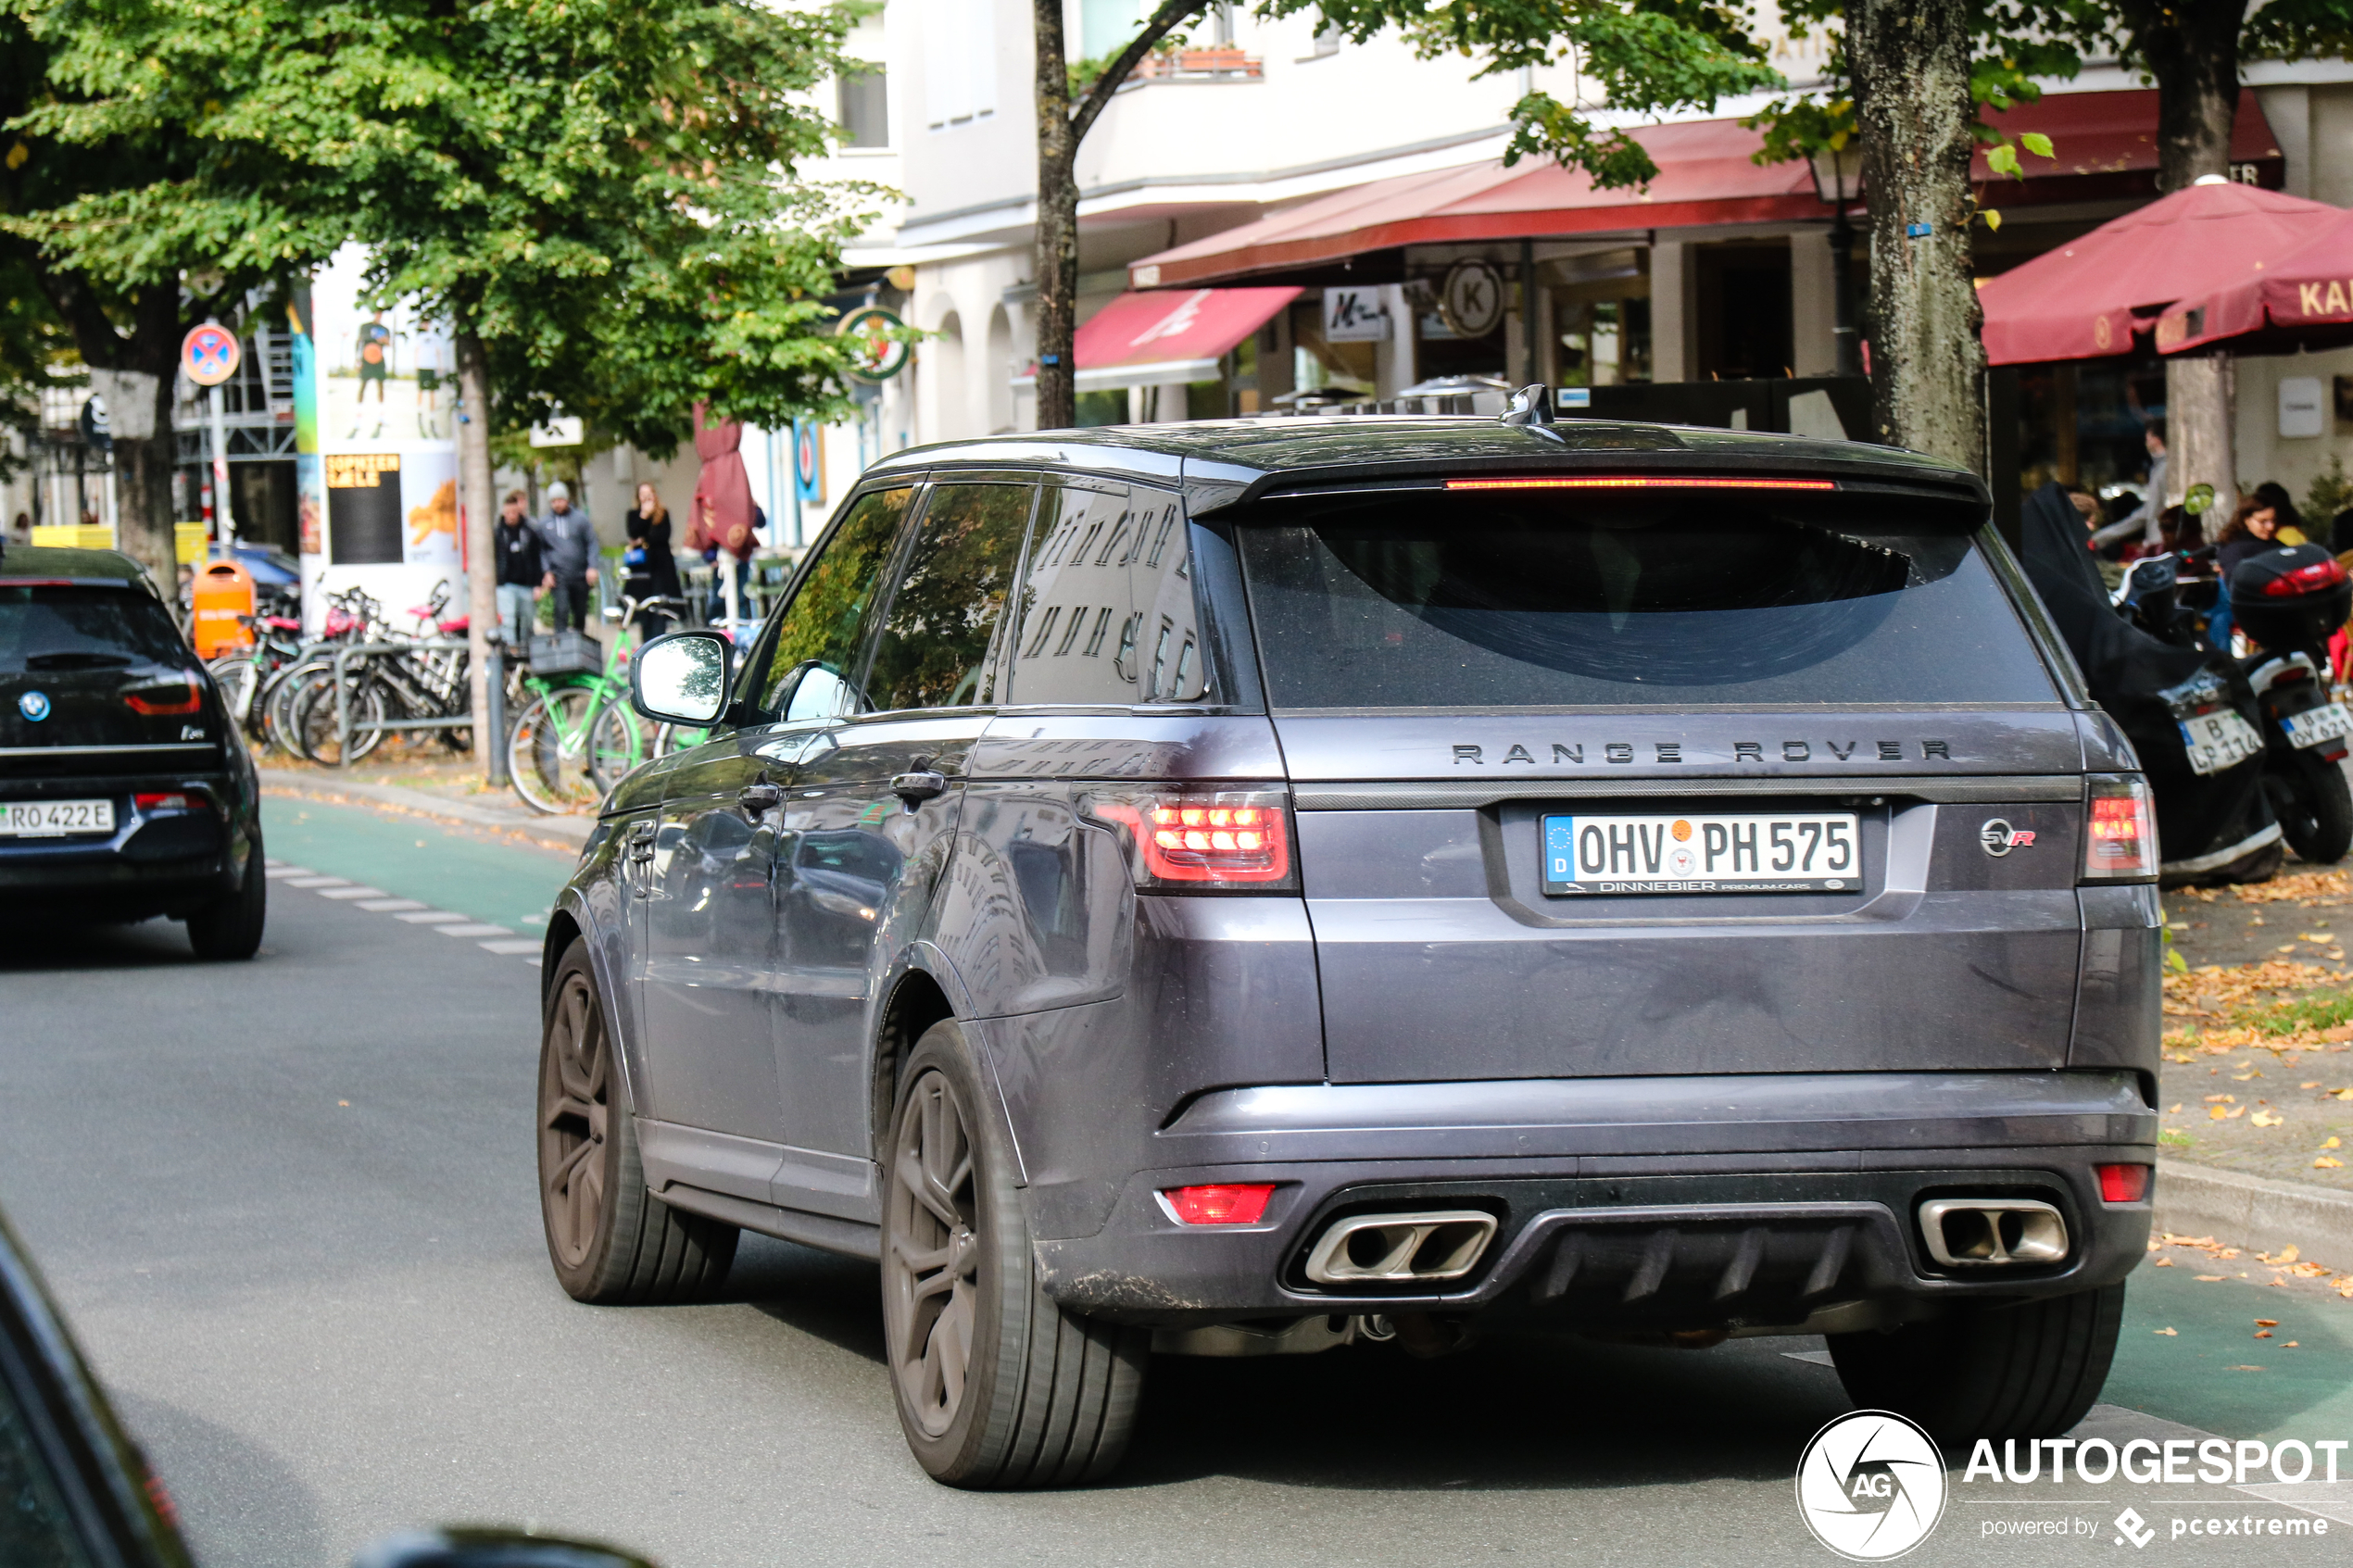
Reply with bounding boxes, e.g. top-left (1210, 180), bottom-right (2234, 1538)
top-left (207, 655), bottom-right (260, 737)
top-left (510, 687), bottom-right (603, 813)
top-left (292, 669), bottom-right (387, 765)
top-left (586, 700), bottom-right (648, 789)
top-left (259, 659), bottom-right (321, 758)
